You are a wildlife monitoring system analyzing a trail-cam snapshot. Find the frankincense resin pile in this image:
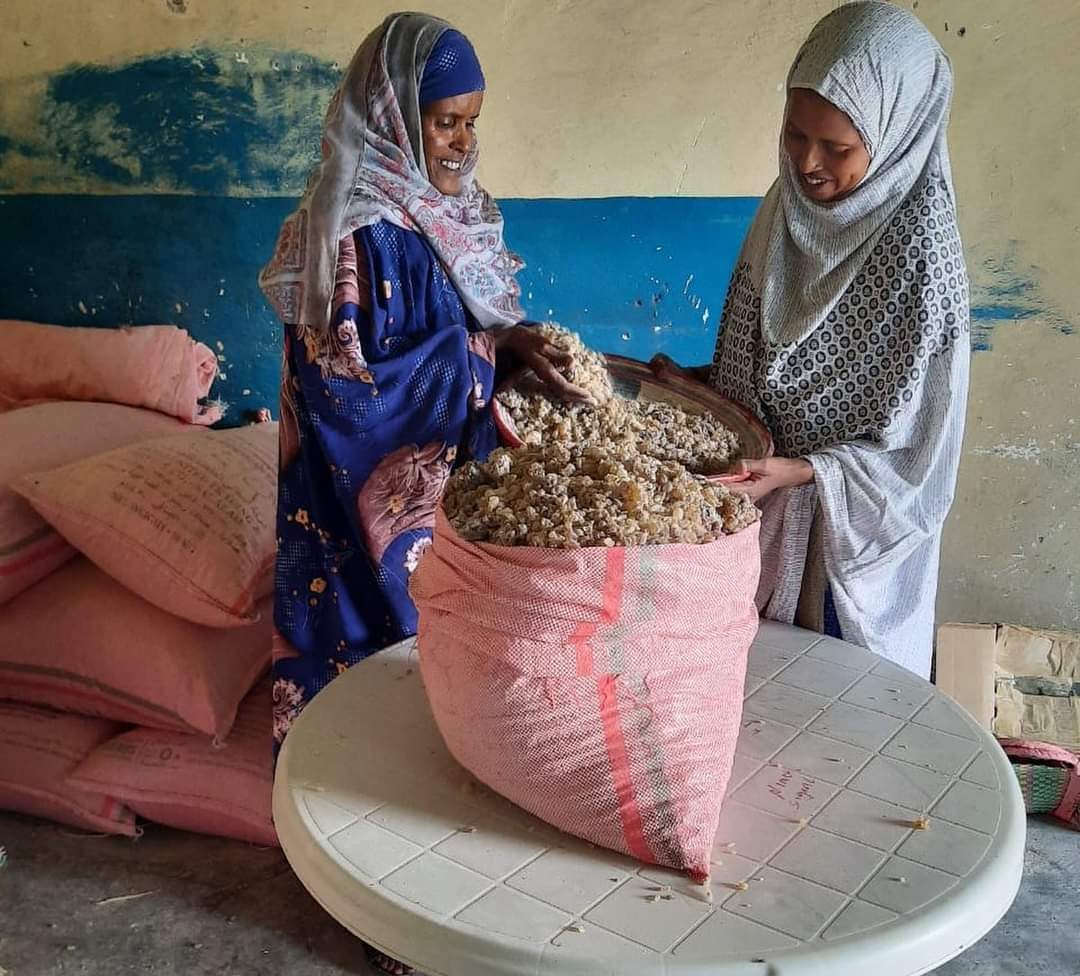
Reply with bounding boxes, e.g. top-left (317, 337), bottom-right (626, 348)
top-left (442, 325), bottom-right (759, 548)
top-left (533, 323), bottom-right (615, 404)
top-left (499, 394), bottom-right (741, 476)
top-left (444, 445), bottom-right (758, 548)
top-left (499, 327), bottom-right (740, 475)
